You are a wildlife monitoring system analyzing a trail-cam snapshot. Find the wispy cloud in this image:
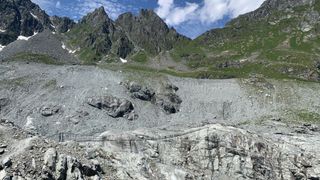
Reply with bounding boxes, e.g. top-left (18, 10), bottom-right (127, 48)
top-left (156, 0), bottom-right (266, 26)
top-left (31, 0), bottom-right (55, 13)
top-left (32, 0), bottom-right (137, 20)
